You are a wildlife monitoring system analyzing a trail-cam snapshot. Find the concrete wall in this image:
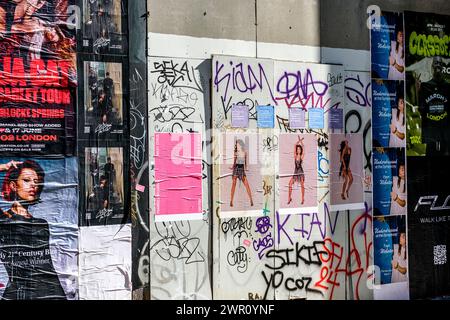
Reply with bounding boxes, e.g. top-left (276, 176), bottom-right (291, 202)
top-left (149, 0), bottom-right (450, 50)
